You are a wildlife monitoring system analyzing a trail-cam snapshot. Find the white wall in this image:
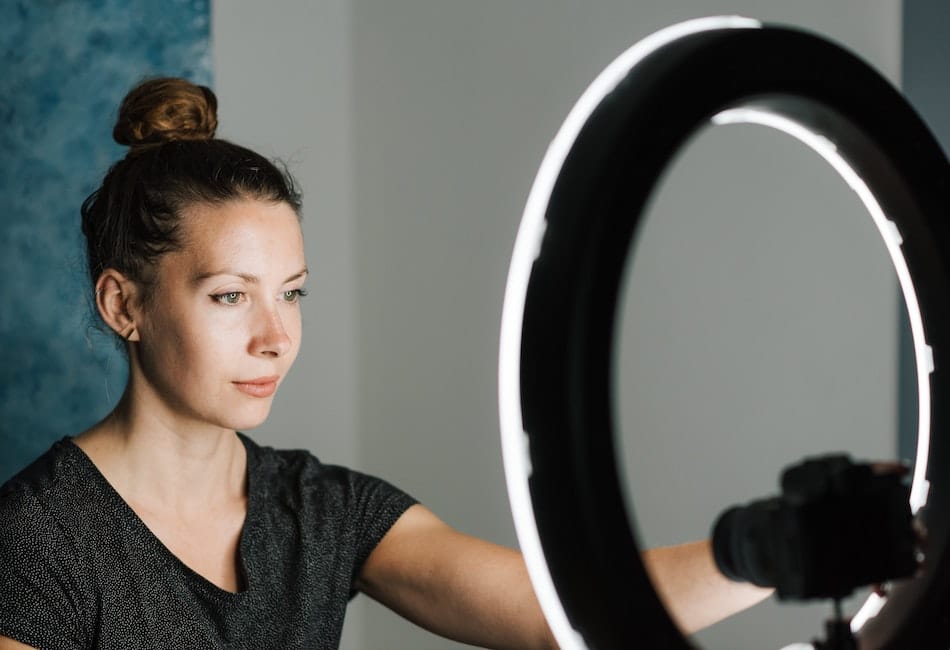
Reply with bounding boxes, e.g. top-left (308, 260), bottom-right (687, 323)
top-left (213, 1), bottom-right (903, 648)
